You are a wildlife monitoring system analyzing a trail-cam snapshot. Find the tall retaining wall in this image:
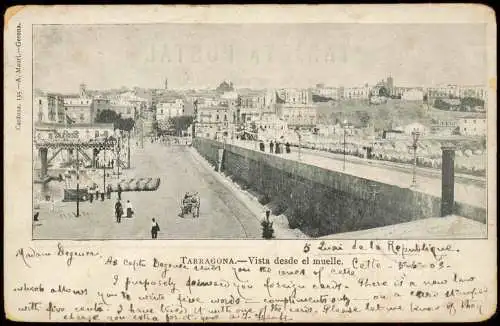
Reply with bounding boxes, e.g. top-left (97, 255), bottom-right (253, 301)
top-left (193, 138), bottom-right (486, 237)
